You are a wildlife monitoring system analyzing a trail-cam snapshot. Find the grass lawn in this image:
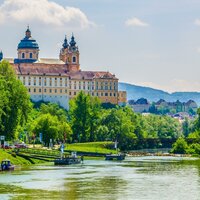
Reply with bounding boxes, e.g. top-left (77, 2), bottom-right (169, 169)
top-left (1, 142), bottom-right (116, 165)
top-left (0, 149), bottom-right (46, 165)
top-left (0, 149), bottom-right (32, 165)
top-left (65, 141), bottom-right (117, 154)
